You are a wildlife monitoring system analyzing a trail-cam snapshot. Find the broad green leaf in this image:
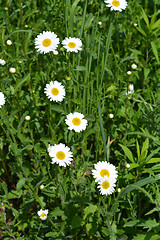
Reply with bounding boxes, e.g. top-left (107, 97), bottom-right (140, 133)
top-left (141, 8), bottom-right (150, 28)
top-left (139, 138), bottom-right (149, 162)
top-left (147, 158), bottom-right (160, 164)
top-left (71, 215), bottom-right (83, 229)
top-left (145, 148), bottom-right (160, 163)
top-left (151, 18), bottom-right (160, 30)
top-left (14, 74), bottom-right (30, 92)
top-left (8, 190), bottom-right (22, 199)
top-left (51, 207), bottom-right (65, 218)
top-left (145, 207), bottom-right (159, 216)
top-left (83, 204), bottom-right (97, 220)
top-left (16, 178), bottom-right (26, 191)
top-left (132, 235), bottom-right (145, 240)
top-left (119, 144), bottom-right (134, 163)
top-left (124, 220), bottom-right (140, 227)
top-left (118, 174), bottom-right (160, 199)
top-left (136, 140), bottom-right (140, 159)
top-left (129, 163), bottom-right (139, 170)
top-left (138, 219), bottom-right (159, 230)
top-left (50, 105), bottom-right (65, 113)
top-left (144, 68), bottom-right (150, 80)
top-left (151, 41), bottom-right (159, 63)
